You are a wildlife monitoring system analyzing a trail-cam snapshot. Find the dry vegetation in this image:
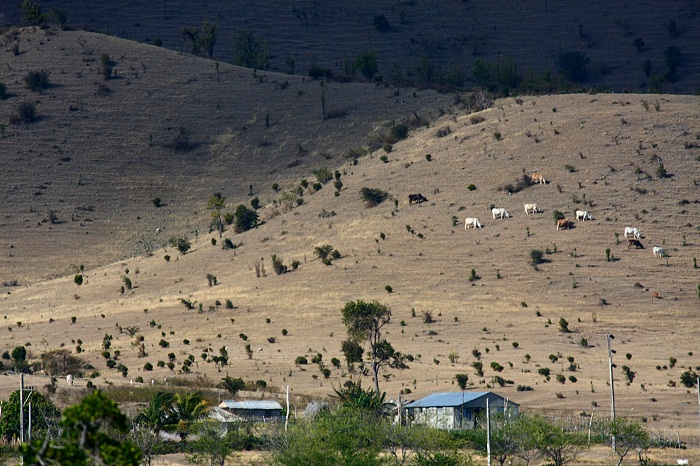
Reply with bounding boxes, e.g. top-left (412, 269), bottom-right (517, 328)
top-left (0, 16), bottom-right (699, 466)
